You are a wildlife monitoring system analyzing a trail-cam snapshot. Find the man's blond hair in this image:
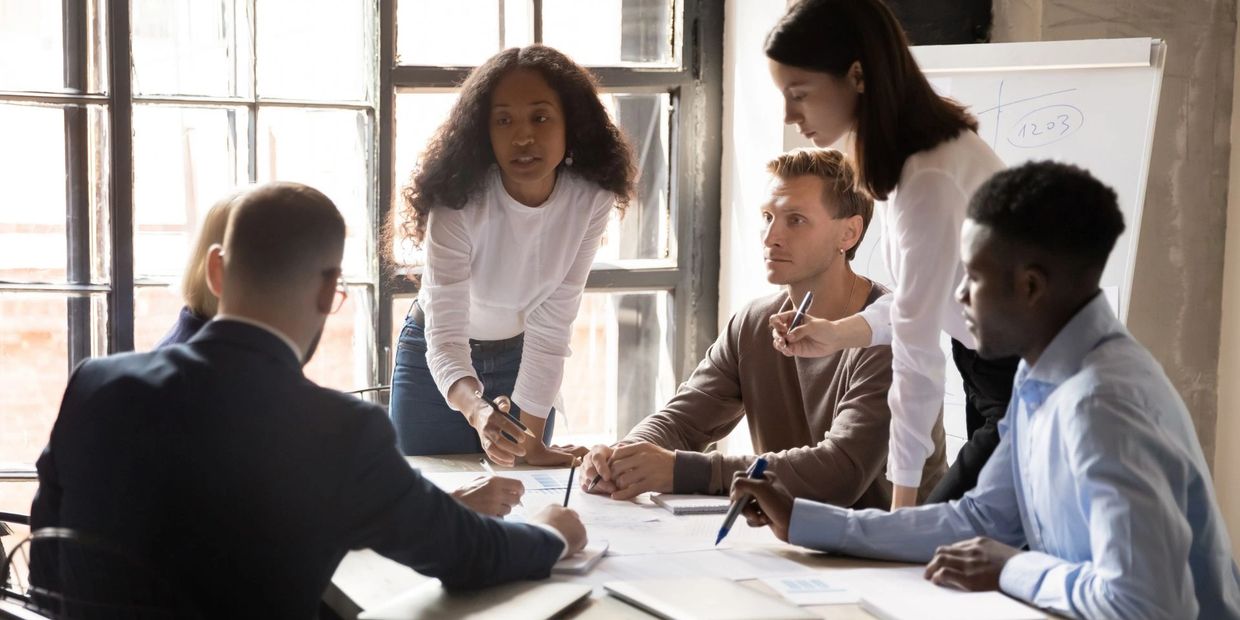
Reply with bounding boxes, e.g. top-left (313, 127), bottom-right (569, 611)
top-left (766, 148), bottom-right (874, 260)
